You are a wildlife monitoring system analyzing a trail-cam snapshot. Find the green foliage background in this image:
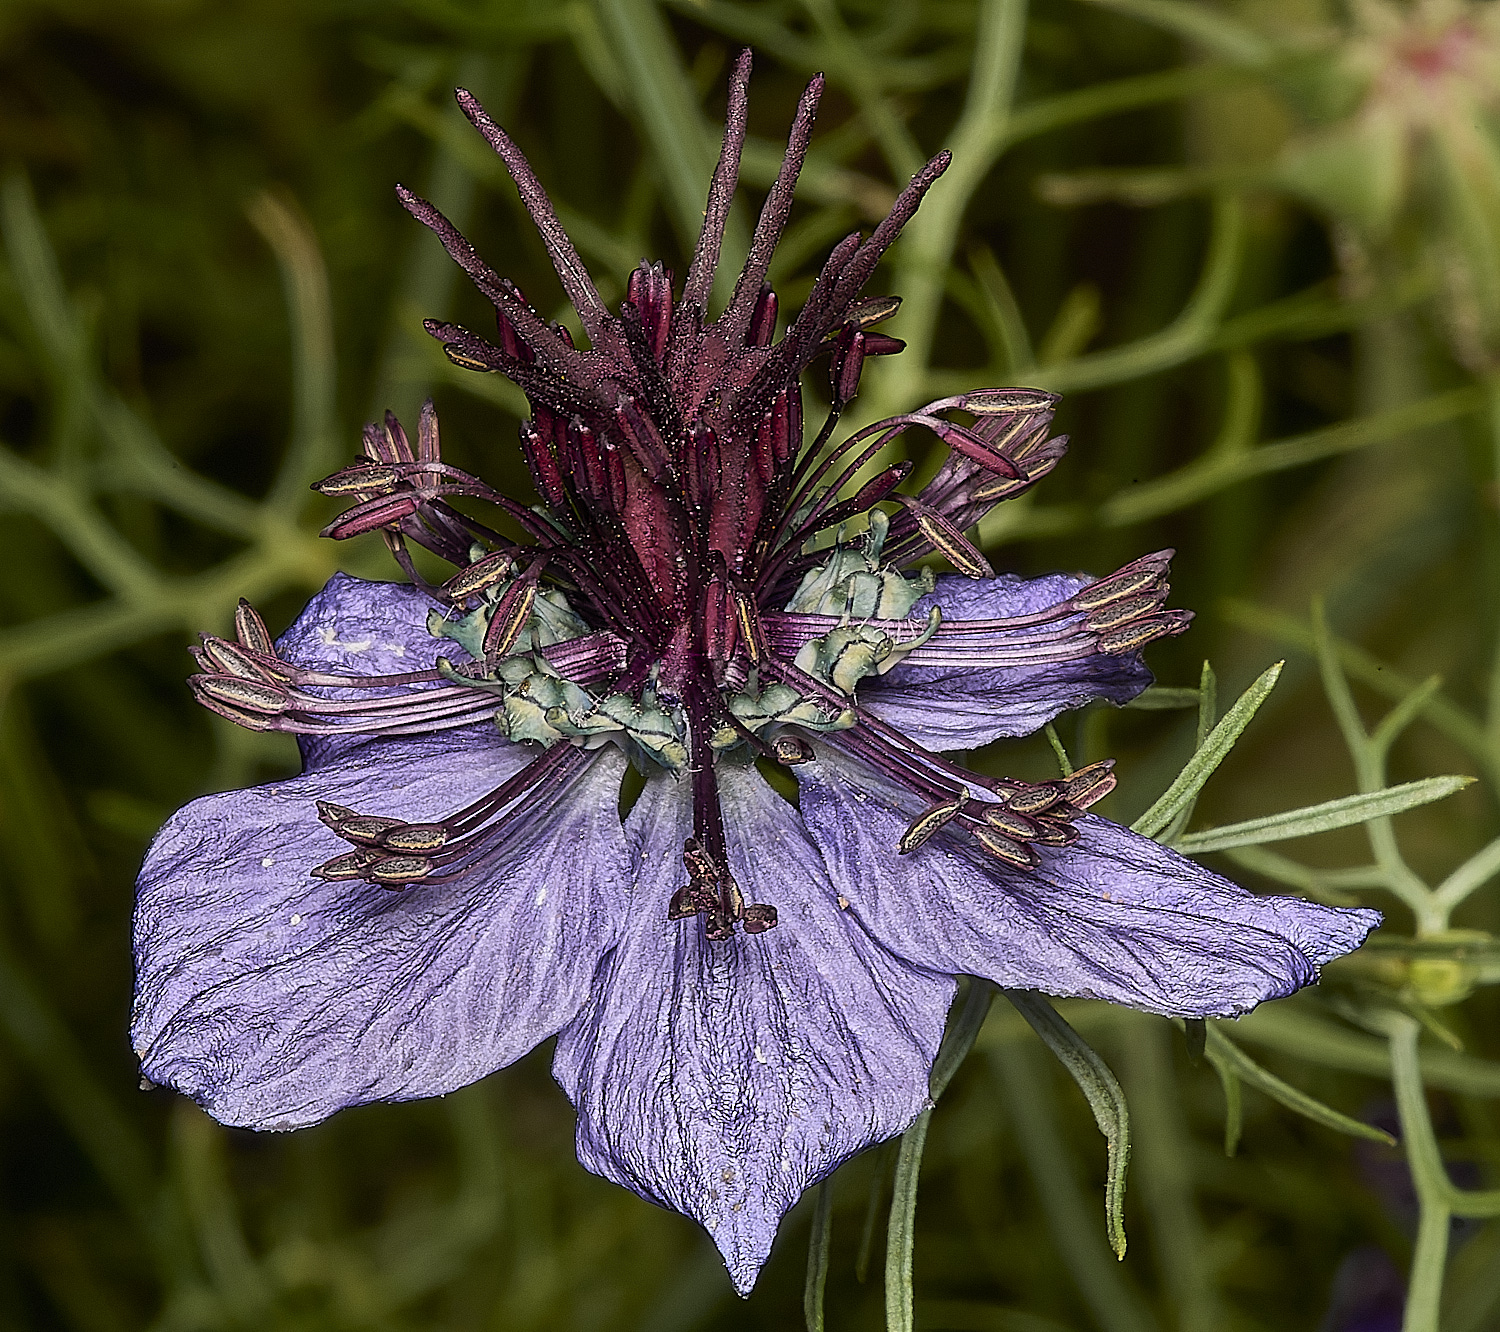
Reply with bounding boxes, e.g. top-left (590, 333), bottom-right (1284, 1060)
top-left (2, 0), bottom-right (1499, 1328)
